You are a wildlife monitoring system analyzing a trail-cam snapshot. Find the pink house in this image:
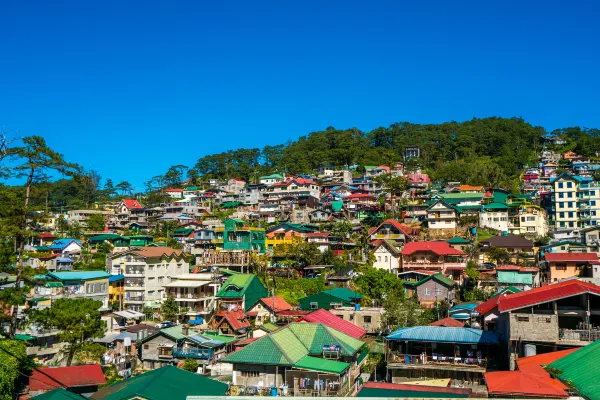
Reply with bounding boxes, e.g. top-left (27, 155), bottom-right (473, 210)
top-left (401, 241), bottom-right (467, 283)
